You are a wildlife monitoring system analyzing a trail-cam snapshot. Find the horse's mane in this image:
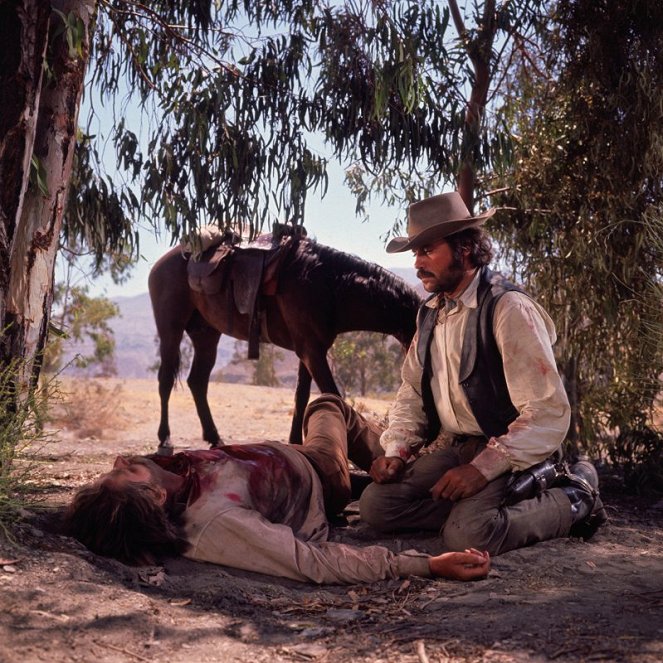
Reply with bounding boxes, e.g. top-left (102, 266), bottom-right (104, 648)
top-left (290, 237), bottom-right (421, 309)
